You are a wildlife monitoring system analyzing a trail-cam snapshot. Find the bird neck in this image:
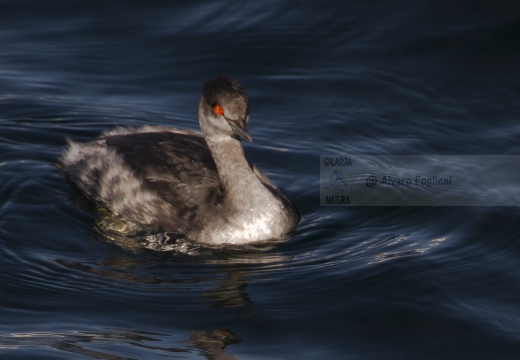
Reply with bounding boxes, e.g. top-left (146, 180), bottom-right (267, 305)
top-left (204, 136), bottom-right (259, 194)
